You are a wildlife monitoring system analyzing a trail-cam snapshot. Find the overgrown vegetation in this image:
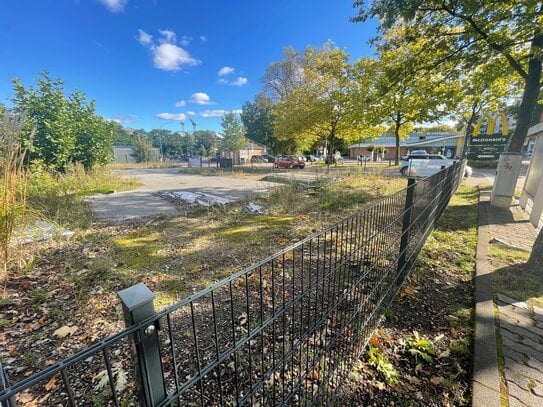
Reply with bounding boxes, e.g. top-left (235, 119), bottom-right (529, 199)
top-left (0, 111), bottom-right (34, 296)
top-left (26, 162), bottom-right (139, 228)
